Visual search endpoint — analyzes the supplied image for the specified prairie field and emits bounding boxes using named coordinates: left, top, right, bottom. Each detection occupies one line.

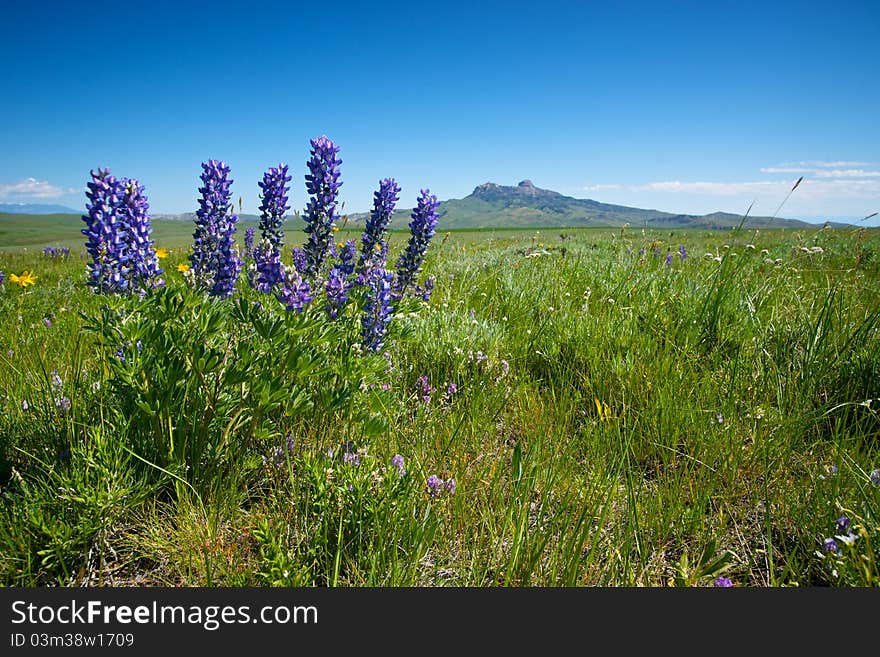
left=1, top=221, right=879, bottom=587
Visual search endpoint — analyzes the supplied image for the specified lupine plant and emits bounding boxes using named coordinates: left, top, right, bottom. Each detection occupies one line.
left=189, top=160, right=243, bottom=298
left=81, top=168, right=163, bottom=294
left=393, top=189, right=439, bottom=297
left=82, top=168, right=130, bottom=294
left=119, top=177, right=164, bottom=293
left=301, top=136, right=343, bottom=279
left=358, top=178, right=401, bottom=274
left=250, top=164, right=292, bottom=293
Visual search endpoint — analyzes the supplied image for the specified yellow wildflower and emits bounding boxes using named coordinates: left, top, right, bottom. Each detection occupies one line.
left=177, top=263, right=190, bottom=273
left=331, top=225, right=339, bottom=232
left=155, top=248, right=169, bottom=259
left=9, top=271, right=37, bottom=287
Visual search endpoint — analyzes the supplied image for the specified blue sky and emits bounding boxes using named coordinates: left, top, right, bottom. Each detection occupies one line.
left=1, top=0, right=878, bottom=224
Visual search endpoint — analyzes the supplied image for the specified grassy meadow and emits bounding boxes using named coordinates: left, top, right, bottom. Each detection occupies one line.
left=1, top=218, right=879, bottom=587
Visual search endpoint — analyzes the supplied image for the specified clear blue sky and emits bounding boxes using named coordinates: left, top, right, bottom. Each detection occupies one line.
left=1, top=0, right=878, bottom=223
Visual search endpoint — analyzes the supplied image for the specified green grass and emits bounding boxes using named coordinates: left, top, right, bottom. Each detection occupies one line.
left=1, top=222, right=878, bottom=587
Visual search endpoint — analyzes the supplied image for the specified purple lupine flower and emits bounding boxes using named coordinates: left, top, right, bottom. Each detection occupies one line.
left=823, top=538, right=840, bottom=554
left=713, top=577, right=733, bottom=588
left=119, top=177, right=164, bottom=292
left=258, top=163, right=291, bottom=251
left=0, top=271, right=5, bottom=285
left=360, top=261, right=394, bottom=351
left=275, top=265, right=313, bottom=312
left=415, top=275, right=435, bottom=302
left=244, top=226, right=255, bottom=260
left=82, top=168, right=130, bottom=294
left=836, top=517, right=850, bottom=534
left=325, top=266, right=348, bottom=320
left=250, top=241, right=284, bottom=293
left=358, top=178, right=401, bottom=274
left=415, top=375, right=434, bottom=404
left=291, top=246, right=307, bottom=274
left=343, top=451, right=361, bottom=466
left=301, top=136, right=342, bottom=278
left=426, top=475, right=444, bottom=498
left=54, top=396, right=71, bottom=413
left=638, top=247, right=645, bottom=256
left=51, top=370, right=62, bottom=388
left=665, top=253, right=673, bottom=266
left=189, top=160, right=243, bottom=298
left=391, top=454, right=406, bottom=476
left=679, top=245, right=688, bottom=259
left=338, top=239, right=357, bottom=277
left=394, top=189, right=439, bottom=297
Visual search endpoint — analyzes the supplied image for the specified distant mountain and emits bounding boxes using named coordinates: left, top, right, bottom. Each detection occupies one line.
left=0, top=203, right=81, bottom=215
left=344, top=180, right=834, bottom=230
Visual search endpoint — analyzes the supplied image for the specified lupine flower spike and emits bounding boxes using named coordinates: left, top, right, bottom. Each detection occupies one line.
left=302, top=136, right=342, bottom=278
left=394, top=189, right=439, bottom=297
left=189, top=160, right=242, bottom=298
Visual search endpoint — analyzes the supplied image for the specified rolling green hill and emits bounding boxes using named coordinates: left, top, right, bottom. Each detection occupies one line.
left=346, top=179, right=828, bottom=230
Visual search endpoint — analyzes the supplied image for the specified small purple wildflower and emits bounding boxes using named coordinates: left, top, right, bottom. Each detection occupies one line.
left=343, top=451, right=362, bottom=466
left=445, top=382, right=458, bottom=400
left=391, top=454, right=406, bottom=476
left=445, top=478, right=456, bottom=495
left=823, top=538, right=840, bottom=554
left=712, top=577, right=733, bottom=588
left=415, top=375, right=434, bottom=405
left=21, top=400, right=28, bottom=411
left=679, top=245, right=688, bottom=259
left=415, top=275, right=436, bottom=302
left=51, top=370, right=62, bottom=388
left=426, top=474, right=444, bottom=498
left=665, top=253, right=673, bottom=266
left=0, top=271, right=4, bottom=285
left=43, top=317, right=52, bottom=328
left=836, top=517, right=850, bottom=534
left=54, top=396, right=71, bottom=413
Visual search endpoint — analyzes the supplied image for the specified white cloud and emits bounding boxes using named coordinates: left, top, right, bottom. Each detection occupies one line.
left=814, top=169, right=880, bottom=178
left=760, top=167, right=812, bottom=174
left=781, top=160, right=872, bottom=168
left=761, top=166, right=880, bottom=178
left=0, top=177, right=78, bottom=200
